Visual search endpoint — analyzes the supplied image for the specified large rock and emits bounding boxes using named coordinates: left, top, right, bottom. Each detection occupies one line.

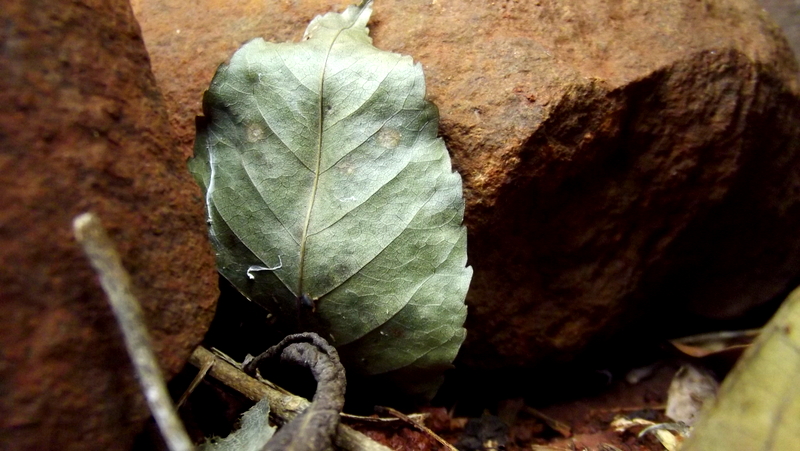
left=131, top=0, right=800, bottom=370
left=0, top=0, right=218, bottom=449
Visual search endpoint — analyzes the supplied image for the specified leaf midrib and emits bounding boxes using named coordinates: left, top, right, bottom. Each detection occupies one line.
left=296, top=17, right=360, bottom=297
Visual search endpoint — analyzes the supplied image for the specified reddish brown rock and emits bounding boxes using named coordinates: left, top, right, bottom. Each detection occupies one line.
left=0, top=0, right=218, bottom=449
left=131, top=0, right=800, bottom=370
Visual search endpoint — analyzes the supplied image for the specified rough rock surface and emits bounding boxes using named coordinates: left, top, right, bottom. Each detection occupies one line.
left=131, top=0, right=800, bottom=370
left=0, top=0, right=218, bottom=449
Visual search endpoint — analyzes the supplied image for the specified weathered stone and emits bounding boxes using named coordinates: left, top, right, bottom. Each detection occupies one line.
left=0, top=0, right=218, bottom=449
left=131, top=0, right=800, bottom=370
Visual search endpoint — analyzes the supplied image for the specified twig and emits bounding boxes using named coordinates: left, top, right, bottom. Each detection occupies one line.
left=177, top=358, right=213, bottom=408
left=523, top=406, right=572, bottom=438
left=189, top=346, right=393, bottom=451
left=374, top=405, right=458, bottom=451
left=73, top=212, right=194, bottom=451
left=341, top=412, right=429, bottom=423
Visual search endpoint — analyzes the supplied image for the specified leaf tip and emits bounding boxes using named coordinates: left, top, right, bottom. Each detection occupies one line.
left=303, top=1, right=374, bottom=42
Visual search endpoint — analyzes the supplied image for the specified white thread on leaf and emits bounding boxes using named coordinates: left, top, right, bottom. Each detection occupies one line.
left=246, top=256, right=283, bottom=279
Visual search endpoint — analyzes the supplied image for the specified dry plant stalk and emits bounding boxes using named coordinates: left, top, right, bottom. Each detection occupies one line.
left=72, top=212, right=193, bottom=451
left=375, top=405, right=458, bottom=451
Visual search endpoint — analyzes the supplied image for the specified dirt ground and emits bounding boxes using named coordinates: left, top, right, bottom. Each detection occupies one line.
left=348, top=364, right=679, bottom=451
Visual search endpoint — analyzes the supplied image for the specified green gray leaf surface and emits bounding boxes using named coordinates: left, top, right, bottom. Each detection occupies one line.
left=189, top=1, right=470, bottom=398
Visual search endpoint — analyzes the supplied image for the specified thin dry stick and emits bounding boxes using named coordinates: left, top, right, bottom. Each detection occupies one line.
left=73, top=212, right=194, bottom=451
left=177, top=358, right=213, bottom=408
left=189, top=346, right=393, bottom=451
left=375, top=405, right=458, bottom=451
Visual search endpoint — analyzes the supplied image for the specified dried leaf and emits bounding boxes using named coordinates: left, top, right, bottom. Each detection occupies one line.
left=200, top=398, right=276, bottom=451
left=188, top=1, right=470, bottom=399
left=665, top=364, right=718, bottom=425
left=669, top=330, right=759, bottom=358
